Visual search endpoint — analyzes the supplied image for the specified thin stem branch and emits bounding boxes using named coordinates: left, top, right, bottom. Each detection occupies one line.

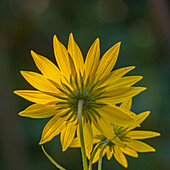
left=98, top=139, right=110, bottom=170
left=78, top=99, right=88, bottom=170
left=89, top=143, right=103, bottom=170
left=41, top=145, right=66, bottom=170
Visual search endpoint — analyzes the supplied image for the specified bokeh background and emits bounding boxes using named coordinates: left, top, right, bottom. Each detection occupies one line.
left=0, top=0, right=169, bottom=169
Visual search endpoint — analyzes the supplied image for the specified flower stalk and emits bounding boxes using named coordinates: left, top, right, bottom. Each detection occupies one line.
left=41, top=145, right=66, bottom=170
left=78, top=99, right=88, bottom=170
left=98, top=139, right=110, bottom=170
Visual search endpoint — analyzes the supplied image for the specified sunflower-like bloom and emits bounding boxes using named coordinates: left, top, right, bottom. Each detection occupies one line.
left=14, top=33, right=146, bottom=156
left=70, top=99, right=160, bottom=168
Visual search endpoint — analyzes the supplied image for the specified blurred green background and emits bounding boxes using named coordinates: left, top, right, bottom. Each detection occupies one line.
left=0, top=0, right=169, bottom=169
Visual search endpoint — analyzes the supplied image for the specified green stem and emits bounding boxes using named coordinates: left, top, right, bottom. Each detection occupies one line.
left=41, top=145, right=66, bottom=170
left=98, top=139, right=110, bottom=170
left=78, top=99, right=88, bottom=170
left=89, top=143, right=103, bottom=170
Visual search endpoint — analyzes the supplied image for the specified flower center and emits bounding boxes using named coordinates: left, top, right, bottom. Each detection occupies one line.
left=55, top=74, right=106, bottom=123
left=95, top=125, right=129, bottom=147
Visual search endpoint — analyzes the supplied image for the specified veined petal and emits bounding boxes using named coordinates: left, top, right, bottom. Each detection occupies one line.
left=95, top=42, right=121, bottom=80
left=120, top=98, right=132, bottom=110
left=97, top=66, right=135, bottom=87
left=39, top=114, right=66, bottom=144
left=18, top=104, right=57, bottom=118
left=83, top=121, right=93, bottom=158
left=84, top=38, right=100, bottom=80
left=60, top=121, right=77, bottom=151
left=127, top=111, right=150, bottom=131
left=92, top=144, right=106, bottom=164
left=21, top=71, right=58, bottom=93
left=106, top=146, right=113, bottom=160
left=125, top=139, right=156, bottom=152
left=127, top=130, right=160, bottom=139
left=113, top=145, right=128, bottom=168
left=102, top=87, right=146, bottom=104
left=120, top=146, right=138, bottom=158
left=14, top=90, right=58, bottom=104
left=98, top=105, right=138, bottom=126
left=69, top=137, right=80, bottom=148
left=93, top=116, right=125, bottom=147
left=53, top=35, right=71, bottom=79
left=68, top=53, right=76, bottom=77
left=31, top=50, right=63, bottom=83
left=106, top=76, right=143, bottom=91
left=68, top=33, right=84, bottom=75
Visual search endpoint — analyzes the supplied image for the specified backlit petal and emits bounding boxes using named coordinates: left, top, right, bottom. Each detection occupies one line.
left=68, top=33, right=84, bottom=75
left=120, top=98, right=132, bottom=110
left=18, top=104, right=57, bottom=118
left=98, top=105, right=138, bottom=126
left=84, top=38, right=100, bottom=80
left=127, top=111, right=150, bottom=131
left=53, top=35, right=71, bottom=79
left=39, top=114, right=66, bottom=144
left=113, top=145, right=128, bottom=168
left=97, top=66, right=135, bottom=87
left=83, top=121, right=93, bottom=158
left=31, top=50, right=63, bottom=83
left=120, top=146, right=138, bottom=158
left=125, top=139, right=156, bottom=152
left=106, top=76, right=143, bottom=90
left=60, top=121, right=77, bottom=151
left=92, top=144, right=106, bottom=164
left=14, top=90, right=58, bottom=104
left=95, top=42, right=121, bottom=80
left=106, top=146, right=113, bottom=160
left=102, top=87, right=146, bottom=104
left=21, top=71, right=58, bottom=93
left=69, top=137, right=80, bottom=147
left=127, top=130, right=160, bottom=139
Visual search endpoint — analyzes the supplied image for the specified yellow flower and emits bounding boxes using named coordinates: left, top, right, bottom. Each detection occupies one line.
left=70, top=99, right=160, bottom=168
left=14, top=33, right=145, bottom=156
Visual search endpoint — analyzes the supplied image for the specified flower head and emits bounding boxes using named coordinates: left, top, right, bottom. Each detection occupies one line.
left=69, top=99, right=160, bottom=168
left=14, top=33, right=146, bottom=156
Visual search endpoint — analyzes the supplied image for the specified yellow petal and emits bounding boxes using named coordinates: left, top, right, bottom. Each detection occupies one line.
left=98, top=105, right=138, bottom=127
left=127, top=111, right=150, bottom=131
left=68, top=33, right=84, bottom=75
left=97, top=66, right=135, bottom=87
left=113, top=145, right=128, bottom=168
left=106, top=76, right=143, bottom=91
left=39, top=114, right=66, bottom=144
left=102, top=87, right=146, bottom=104
left=18, top=104, right=57, bottom=118
left=60, top=121, right=77, bottom=151
left=95, top=42, right=121, bottom=80
left=93, top=116, right=125, bottom=147
left=83, top=121, right=93, bottom=158
left=14, top=90, right=58, bottom=104
left=84, top=38, right=100, bottom=80
left=68, top=53, right=76, bottom=77
left=21, top=71, right=58, bottom=93
left=135, top=111, right=150, bottom=124
left=126, top=139, right=156, bottom=152
left=120, top=98, right=132, bottom=110
left=106, top=146, right=113, bottom=160
left=69, top=137, right=80, bottom=148
left=92, top=144, right=106, bottom=164
left=31, top=50, right=63, bottom=83
left=120, top=146, right=138, bottom=158
left=53, top=35, right=71, bottom=79
left=127, top=130, right=160, bottom=139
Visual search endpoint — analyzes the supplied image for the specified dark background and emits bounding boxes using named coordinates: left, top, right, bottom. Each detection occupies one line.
left=0, top=0, right=169, bottom=169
